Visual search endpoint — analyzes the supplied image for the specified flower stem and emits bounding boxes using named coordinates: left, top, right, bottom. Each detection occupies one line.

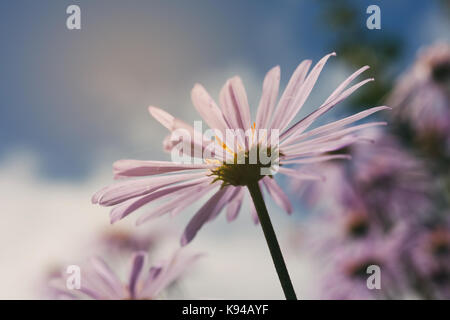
left=247, top=182, right=297, bottom=300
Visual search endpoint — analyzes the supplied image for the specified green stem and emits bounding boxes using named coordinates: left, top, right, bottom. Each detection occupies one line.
left=247, top=182, right=298, bottom=300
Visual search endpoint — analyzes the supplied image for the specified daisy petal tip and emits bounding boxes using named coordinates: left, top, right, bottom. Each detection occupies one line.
left=147, top=105, right=160, bottom=116
left=192, top=83, right=203, bottom=92
left=180, top=235, right=190, bottom=247
left=91, top=195, right=99, bottom=204
left=109, top=212, right=122, bottom=225
left=91, top=191, right=103, bottom=204
left=271, top=65, right=281, bottom=73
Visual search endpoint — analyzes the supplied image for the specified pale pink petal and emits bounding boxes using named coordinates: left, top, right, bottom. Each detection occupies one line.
left=219, top=77, right=252, bottom=131
left=282, top=122, right=387, bottom=153
left=277, top=167, right=325, bottom=181
left=283, top=135, right=364, bottom=160
left=181, top=187, right=233, bottom=245
left=280, top=77, right=375, bottom=142
left=207, top=186, right=242, bottom=222
left=149, top=106, right=215, bottom=159
left=226, top=187, right=244, bottom=222
left=135, top=182, right=216, bottom=225
left=281, top=154, right=351, bottom=165
left=281, top=106, right=390, bottom=146
left=78, top=283, right=103, bottom=300
left=109, top=177, right=212, bottom=224
left=282, top=135, right=361, bottom=158
left=270, top=59, right=312, bottom=129
left=164, top=133, right=220, bottom=162
left=90, top=257, right=124, bottom=299
left=140, top=249, right=202, bottom=298
left=323, top=65, right=370, bottom=104
left=249, top=192, right=260, bottom=225
left=96, top=171, right=207, bottom=206
left=113, top=160, right=214, bottom=178
left=191, top=84, right=228, bottom=132
left=272, top=53, right=336, bottom=131
left=128, top=252, right=146, bottom=299
left=148, top=106, right=197, bottom=134
left=262, top=177, right=293, bottom=214
left=256, top=66, right=280, bottom=129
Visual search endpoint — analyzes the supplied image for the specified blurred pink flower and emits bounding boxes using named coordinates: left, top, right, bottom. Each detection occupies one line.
left=408, top=222, right=450, bottom=299
left=47, top=249, right=201, bottom=300
left=293, top=130, right=431, bottom=224
left=320, top=230, right=407, bottom=299
left=95, top=224, right=174, bottom=255
left=292, top=129, right=436, bottom=299
left=93, top=53, right=388, bottom=245
left=388, top=42, right=450, bottom=142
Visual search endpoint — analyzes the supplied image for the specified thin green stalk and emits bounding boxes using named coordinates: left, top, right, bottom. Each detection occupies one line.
left=247, top=182, right=297, bottom=300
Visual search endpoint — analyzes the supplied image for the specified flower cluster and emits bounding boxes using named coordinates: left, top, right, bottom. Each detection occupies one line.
left=295, top=43, right=450, bottom=299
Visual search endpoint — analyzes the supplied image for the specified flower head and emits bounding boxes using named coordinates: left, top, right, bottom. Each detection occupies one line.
left=320, top=232, right=406, bottom=299
left=47, top=249, right=200, bottom=300
left=93, top=53, right=388, bottom=245
left=408, top=221, right=450, bottom=299
left=388, top=42, right=450, bottom=144
left=293, top=130, right=431, bottom=224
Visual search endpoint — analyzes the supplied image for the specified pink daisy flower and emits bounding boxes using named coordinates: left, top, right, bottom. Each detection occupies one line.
left=389, top=43, right=450, bottom=135
left=93, top=53, right=388, bottom=299
left=93, top=53, right=387, bottom=245
left=47, top=249, right=200, bottom=300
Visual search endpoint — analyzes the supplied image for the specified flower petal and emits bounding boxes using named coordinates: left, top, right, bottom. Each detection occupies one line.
left=148, top=106, right=196, bottom=133
left=95, top=171, right=207, bottom=207
left=109, top=176, right=212, bottom=224
left=281, top=154, right=351, bottom=165
left=135, top=181, right=216, bottom=225
left=277, top=167, right=325, bottom=181
left=90, top=256, right=124, bottom=299
left=219, top=77, right=252, bottom=131
left=262, top=177, right=293, bottom=214
left=280, top=77, right=374, bottom=141
left=282, top=135, right=361, bottom=158
left=282, top=122, right=387, bottom=153
left=140, top=249, right=202, bottom=298
left=191, top=84, right=228, bottom=132
left=281, top=106, right=390, bottom=147
left=113, top=160, right=214, bottom=178
left=272, top=53, right=336, bottom=131
left=324, top=65, right=370, bottom=104
left=128, top=252, right=146, bottom=299
left=226, top=187, right=244, bottom=222
left=256, top=66, right=280, bottom=129
left=249, top=194, right=260, bottom=225
left=270, top=59, right=312, bottom=129
left=181, top=187, right=233, bottom=245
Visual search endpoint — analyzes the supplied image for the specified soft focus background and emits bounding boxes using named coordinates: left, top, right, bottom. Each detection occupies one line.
left=1, top=0, right=449, bottom=299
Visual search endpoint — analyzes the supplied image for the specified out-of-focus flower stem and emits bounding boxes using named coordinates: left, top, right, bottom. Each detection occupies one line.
left=247, top=182, right=298, bottom=300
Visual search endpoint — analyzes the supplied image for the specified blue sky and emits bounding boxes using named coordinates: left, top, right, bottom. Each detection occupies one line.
left=1, top=0, right=447, bottom=180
